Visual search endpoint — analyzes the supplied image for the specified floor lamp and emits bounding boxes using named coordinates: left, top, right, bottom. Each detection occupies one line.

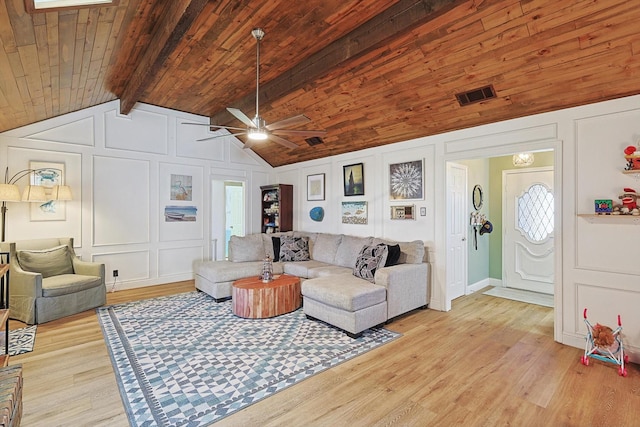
left=0, top=167, right=73, bottom=242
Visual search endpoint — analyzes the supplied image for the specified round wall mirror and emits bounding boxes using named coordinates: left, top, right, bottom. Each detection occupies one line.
left=472, top=185, right=483, bottom=210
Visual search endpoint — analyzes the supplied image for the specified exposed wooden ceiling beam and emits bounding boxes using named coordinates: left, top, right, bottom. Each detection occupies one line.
left=118, top=0, right=209, bottom=115
left=210, top=0, right=464, bottom=125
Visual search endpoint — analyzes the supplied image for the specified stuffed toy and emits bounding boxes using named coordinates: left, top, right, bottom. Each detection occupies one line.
left=592, top=323, right=615, bottom=348
left=619, top=187, right=637, bottom=211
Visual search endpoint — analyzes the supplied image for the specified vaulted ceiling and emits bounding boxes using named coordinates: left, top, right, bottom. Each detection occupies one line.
left=2, top=0, right=640, bottom=166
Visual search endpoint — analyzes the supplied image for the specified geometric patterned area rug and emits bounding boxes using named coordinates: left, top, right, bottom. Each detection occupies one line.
left=483, top=286, right=554, bottom=308
left=0, top=325, right=37, bottom=356
left=97, top=291, right=400, bottom=427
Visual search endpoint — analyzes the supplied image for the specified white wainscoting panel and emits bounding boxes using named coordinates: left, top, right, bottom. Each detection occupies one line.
left=104, top=109, right=168, bottom=154
left=93, top=156, right=150, bottom=245
left=158, top=245, right=204, bottom=277
left=24, top=117, right=95, bottom=146
left=575, top=109, right=640, bottom=275
left=93, top=250, right=150, bottom=282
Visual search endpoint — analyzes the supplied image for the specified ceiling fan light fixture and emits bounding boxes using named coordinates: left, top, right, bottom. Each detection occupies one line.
left=247, top=128, right=268, bottom=140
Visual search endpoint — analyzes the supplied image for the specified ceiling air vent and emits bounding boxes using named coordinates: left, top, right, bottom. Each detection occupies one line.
left=305, top=136, right=324, bottom=146
left=455, top=85, right=496, bottom=106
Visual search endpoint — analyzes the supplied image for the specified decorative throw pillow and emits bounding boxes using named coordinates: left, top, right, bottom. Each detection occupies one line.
left=17, top=245, right=74, bottom=278
left=271, top=236, right=281, bottom=261
left=384, top=244, right=401, bottom=267
left=279, top=236, right=310, bottom=262
left=353, top=243, right=388, bottom=283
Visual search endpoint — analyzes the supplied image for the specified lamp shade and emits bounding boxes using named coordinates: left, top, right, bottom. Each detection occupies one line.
left=51, top=185, right=73, bottom=201
left=21, top=185, right=47, bottom=202
left=0, top=184, right=21, bottom=202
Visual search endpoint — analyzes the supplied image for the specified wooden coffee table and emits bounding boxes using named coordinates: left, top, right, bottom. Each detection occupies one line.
left=232, top=274, right=301, bottom=319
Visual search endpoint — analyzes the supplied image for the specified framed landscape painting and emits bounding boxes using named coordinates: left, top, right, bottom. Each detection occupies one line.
left=389, top=159, right=424, bottom=200
left=341, top=201, right=367, bottom=224
left=343, top=163, right=364, bottom=196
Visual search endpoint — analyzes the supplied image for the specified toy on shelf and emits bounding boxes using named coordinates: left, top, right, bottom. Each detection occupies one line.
left=580, top=308, right=628, bottom=377
left=624, top=145, right=640, bottom=170
left=595, top=188, right=640, bottom=215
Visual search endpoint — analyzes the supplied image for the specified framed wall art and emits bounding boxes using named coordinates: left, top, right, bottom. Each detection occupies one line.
left=29, top=161, right=66, bottom=221
left=343, top=163, right=364, bottom=196
left=389, top=159, right=424, bottom=200
left=170, top=174, right=193, bottom=201
left=307, top=173, right=325, bottom=201
left=341, top=201, right=367, bottom=224
left=391, top=205, right=415, bottom=220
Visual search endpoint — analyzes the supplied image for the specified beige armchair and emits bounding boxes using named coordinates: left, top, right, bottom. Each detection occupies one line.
left=0, top=238, right=106, bottom=324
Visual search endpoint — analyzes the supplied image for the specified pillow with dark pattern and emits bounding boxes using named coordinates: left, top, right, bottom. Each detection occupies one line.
left=353, top=243, right=388, bottom=283
left=279, top=236, right=310, bottom=262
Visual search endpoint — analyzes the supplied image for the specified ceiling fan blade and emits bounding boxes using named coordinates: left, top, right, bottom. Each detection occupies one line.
left=182, top=122, right=246, bottom=131
left=227, top=107, right=255, bottom=128
left=271, top=129, right=327, bottom=137
left=266, top=114, right=310, bottom=131
left=268, top=134, right=298, bottom=149
left=197, top=132, right=247, bottom=142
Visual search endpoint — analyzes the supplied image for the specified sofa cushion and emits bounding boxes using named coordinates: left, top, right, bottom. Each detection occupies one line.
left=302, top=275, right=386, bottom=311
left=307, top=265, right=353, bottom=278
left=334, top=235, right=373, bottom=268
left=311, top=233, right=342, bottom=264
left=283, top=260, right=331, bottom=278
left=280, top=236, right=310, bottom=262
left=42, top=274, right=102, bottom=297
left=194, top=260, right=284, bottom=283
left=373, top=238, right=425, bottom=264
left=353, top=243, right=388, bottom=283
left=228, top=234, right=265, bottom=262
left=385, top=244, right=401, bottom=267
left=17, top=245, right=74, bottom=278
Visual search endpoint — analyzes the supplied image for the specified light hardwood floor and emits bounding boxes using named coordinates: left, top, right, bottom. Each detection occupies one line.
left=11, top=281, right=639, bottom=426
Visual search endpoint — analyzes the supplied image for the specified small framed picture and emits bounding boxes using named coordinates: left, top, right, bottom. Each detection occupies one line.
left=343, top=163, right=364, bottom=196
left=307, top=173, right=325, bottom=201
left=391, top=205, right=415, bottom=220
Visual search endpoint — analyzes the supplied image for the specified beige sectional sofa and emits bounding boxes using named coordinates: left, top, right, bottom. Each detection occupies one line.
left=194, top=231, right=429, bottom=338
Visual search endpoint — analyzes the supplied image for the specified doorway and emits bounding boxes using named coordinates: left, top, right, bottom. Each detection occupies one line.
left=211, top=179, right=245, bottom=260
left=224, top=182, right=244, bottom=258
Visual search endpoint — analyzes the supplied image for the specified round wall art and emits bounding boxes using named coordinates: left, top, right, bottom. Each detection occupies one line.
left=309, top=206, right=324, bottom=222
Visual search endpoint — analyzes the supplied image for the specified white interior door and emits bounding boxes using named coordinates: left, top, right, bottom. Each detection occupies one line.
left=503, top=167, right=554, bottom=294
left=446, top=162, right=467, bottom=300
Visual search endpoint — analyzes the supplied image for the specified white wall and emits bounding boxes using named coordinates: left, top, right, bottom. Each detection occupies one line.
left=275, top=95, right=640, bottom=362
left=0, top=100, right=274, bottom=290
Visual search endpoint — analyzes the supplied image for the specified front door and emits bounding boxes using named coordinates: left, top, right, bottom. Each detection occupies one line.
left=503, top=167, right=554, bottom=294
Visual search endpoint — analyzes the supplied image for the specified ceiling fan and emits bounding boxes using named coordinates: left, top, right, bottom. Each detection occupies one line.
left=183, top=28, right=326, bottom=149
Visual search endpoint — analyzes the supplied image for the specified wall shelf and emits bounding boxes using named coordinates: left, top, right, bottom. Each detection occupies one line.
left=622, top=170, right=640, bottom=179
left=578, top=214, right=640, bottom=224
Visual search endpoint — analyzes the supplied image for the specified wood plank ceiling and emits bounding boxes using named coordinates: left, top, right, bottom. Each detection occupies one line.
left=2, top=0, right=640, bottom=167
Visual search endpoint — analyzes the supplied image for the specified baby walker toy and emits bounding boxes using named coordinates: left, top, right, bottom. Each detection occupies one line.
left=581, top=308, right=628, bottom=377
